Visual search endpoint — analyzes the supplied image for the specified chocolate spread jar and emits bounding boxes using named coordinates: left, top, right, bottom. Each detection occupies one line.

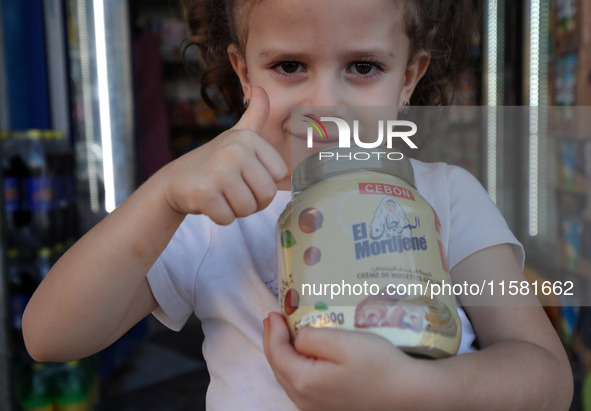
left=276, top=146, right=461, bottom=358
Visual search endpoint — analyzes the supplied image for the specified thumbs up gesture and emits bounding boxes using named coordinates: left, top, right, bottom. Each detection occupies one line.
left=158, top=87, right=288, bottom=225
left=234, top=86, right=271, bottom=134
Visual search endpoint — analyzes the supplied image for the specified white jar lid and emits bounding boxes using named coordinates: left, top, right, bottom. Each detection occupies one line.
left=292, top=145, right=415, bottom=194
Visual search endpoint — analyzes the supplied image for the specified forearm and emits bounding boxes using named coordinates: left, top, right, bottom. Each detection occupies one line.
left=23, top=167, right=185, bottom=361
left=413, top=339, right=573, bottom=410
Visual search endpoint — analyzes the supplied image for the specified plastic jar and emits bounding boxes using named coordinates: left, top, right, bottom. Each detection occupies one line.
left=276, top=146, right=462, bottom=358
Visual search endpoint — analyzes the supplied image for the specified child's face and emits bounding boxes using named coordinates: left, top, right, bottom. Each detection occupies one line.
left=229, top=0, right=429, bottom=189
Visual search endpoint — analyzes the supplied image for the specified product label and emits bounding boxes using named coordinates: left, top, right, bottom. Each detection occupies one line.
left=24, top=177, right=53, bottom=212
left=277, top=171, right=461, bottom=358
left=358, top=182, right=415, bottom=200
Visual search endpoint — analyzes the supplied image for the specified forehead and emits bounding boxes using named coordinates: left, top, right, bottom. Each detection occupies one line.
left=242, top=0, right=408, bottom=57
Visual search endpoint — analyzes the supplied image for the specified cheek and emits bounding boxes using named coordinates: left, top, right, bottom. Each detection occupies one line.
left=267, top=90, right=291, bottom=111
left=259, top=101, right=290, bottom=143
left=349, top=81, right=403, bottom=106
left=364, top=82, right=406, bottom=108
left=265, top=92, right=292, bottom=128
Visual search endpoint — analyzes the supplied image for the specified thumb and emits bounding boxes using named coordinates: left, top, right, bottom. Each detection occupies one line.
left=294, top=327, right=377, bottom=363
left=234, top=86, right=270, bottom=134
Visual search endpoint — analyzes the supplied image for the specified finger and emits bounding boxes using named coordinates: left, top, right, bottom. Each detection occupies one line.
left=234, top=86, right=270, bottom=135
left=241, top=160, right=278, bottom=209
left=253, top=138, right=289, bottom=183
left=222, top=175, right=259, bottom=218
left=264, top=312, right=298, bottom=363
left=294, top=327, right=367, bottom=363
left=264, top=312, right=312, bottom=379
left=263, top=314, right=304, bottom=401
left=201, top=193, right=238, bottom=225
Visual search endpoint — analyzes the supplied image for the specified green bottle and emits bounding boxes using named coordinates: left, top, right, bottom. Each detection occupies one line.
left=54, top=361, right=89, bottom=411
left=20, top=362, right=55, bottom=411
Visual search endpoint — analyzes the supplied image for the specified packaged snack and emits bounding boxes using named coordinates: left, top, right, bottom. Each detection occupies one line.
left=277, top=146, right=462, bottom=358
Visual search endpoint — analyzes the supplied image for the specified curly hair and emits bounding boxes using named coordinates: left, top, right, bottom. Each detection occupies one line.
left=181, top=0, right=474, bottom=118
left=404, top=0, right=475, bottom=107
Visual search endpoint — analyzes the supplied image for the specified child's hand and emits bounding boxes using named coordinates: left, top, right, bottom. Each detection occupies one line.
left=159, top=86, right=288, bottom=225
left=263, top=312, right=428, bottom=411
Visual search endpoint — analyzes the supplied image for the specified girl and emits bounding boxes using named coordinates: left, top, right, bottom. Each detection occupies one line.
left=23, top=0, right=573, bottom=409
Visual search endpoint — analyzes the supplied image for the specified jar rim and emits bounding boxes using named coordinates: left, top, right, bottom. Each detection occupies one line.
left=292, top=146, right=415, bottom=194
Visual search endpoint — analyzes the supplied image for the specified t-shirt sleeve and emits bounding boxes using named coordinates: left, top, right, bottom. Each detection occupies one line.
left=146, top=215, right=212, bottom=331
left=446, top=165, right=525, bottom=271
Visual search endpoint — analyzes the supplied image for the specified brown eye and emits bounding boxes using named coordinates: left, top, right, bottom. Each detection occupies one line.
left=279, top=62, right=301, bottom=74
left=354, top=63, right=374, bottom=75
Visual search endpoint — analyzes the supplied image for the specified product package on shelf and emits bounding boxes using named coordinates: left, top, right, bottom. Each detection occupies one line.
left=1, top=130, right=79, bottom=356
left=14, top=358, right=100, bottom=411
left=574, top=47, right=591, bottom=105
left=550, top=111, right=591, bottom=310
left=553, top=0, right=578, bottom=51
left=553, top=0, right=591, bottom=51
left=0, top=130, right=97, bottom=410
left=558, top=220, right=591, bottom=279
left=556, top=138, right=591, bottom=194
left=551, top=0, right=591, bottom=107
left=1, top=130, right=78, bottom=260
left=553, top=54, right=578, bottom=106
left=550, top=3, right=591, bottom=409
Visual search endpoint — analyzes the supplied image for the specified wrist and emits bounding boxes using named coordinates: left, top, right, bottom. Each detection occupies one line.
left=150, top=161, right=187, bottom=218
left=379, top=353, right=450, bottom=410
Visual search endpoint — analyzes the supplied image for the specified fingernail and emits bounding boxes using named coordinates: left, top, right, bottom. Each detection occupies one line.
left=276, top=312, right=288, bottom=326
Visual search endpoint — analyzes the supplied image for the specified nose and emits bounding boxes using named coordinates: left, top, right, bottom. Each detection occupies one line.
left=300, top=73, right=347, bottom=109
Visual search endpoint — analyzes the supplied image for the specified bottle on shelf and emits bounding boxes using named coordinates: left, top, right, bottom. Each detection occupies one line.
left=1, top=132, right=30, bottom=251
left=54, top=361, right=90, bottom=411
left=6, top=248, right=38, bottom=360
left=1, top=131, right=55, bottom=257
left=18, top=362, right=55, bottom=411
left=22, top=130, right=55, bottom=255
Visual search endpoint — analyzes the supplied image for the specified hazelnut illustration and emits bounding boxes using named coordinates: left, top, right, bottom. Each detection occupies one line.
left=284, top=288, right=300, bottom=315
left=299, top=208, right=323, bottom=233
left=303, top=246, right=321, bottom=266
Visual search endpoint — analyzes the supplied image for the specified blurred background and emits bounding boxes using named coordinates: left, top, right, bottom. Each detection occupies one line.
left=0, top=0, right=590, bottom=410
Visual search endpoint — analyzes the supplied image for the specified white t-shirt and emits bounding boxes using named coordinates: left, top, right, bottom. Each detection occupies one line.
left=147, top=159, right=524, bottom=411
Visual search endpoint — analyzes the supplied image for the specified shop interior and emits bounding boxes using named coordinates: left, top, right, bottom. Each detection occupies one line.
left=1, top=0, right=590, bottom=410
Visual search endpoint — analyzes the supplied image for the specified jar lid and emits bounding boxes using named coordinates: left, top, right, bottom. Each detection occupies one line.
left=292, top=146, right=415, bottom=194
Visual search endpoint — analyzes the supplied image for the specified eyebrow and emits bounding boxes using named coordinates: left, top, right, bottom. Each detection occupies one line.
left=258, top=49, right=307, bottom=60
left=338, top=49, right=396, bottom=59
left=258, top=48, right=396, bottom=60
